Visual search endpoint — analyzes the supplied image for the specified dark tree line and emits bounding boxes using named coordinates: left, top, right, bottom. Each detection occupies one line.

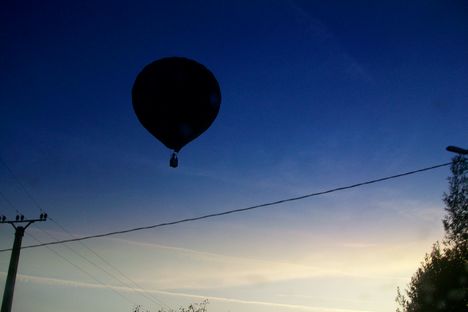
left=396, top=155, right=467, bottom=311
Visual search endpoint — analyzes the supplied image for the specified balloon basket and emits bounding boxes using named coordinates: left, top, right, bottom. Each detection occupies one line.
left=170, top=152, right=178, bottom=168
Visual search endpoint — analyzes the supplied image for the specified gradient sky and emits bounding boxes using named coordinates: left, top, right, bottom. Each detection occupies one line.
left=1, top=1, right=467, bottom=312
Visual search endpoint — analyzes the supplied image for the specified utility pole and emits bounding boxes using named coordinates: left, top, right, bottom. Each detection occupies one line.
left=0, top=213, right=47, bottom=312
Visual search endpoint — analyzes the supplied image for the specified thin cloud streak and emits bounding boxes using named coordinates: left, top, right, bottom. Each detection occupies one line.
left=111, top=237, right=328, bottom=270
left=22, top=229, right=422, bottom=292
left=1, top=272, right=376, bottom=312
left=113, top=238, right=423, bottom=282
left=289, top=0, right=373, bottom=82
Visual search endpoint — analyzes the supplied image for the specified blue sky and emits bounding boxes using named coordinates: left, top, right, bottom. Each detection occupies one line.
left=1, top=1, right=467, bottom=312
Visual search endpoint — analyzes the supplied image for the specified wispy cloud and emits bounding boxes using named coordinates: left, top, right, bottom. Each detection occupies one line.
left=289, top=0, right=373, bottom=83
left=109, top=238, right=415, bottom=287
left=108, top=238, right=343, bottom=289
left=341, top=243, right=377, bottom=249
left=1, top=272, right=376, bottom=312
left=277, top=293, right=375, bottom=306
left=112, top=237, right=326, bottom=270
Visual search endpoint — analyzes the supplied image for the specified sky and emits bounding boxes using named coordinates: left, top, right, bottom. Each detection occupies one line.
left=0, top=1, right=467, bottom=311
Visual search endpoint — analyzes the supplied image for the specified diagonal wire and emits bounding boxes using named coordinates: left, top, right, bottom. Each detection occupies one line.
left=41, top=229, right=168, bottom=309
left=24, top=233, right=137, bottom=306
left=0, top=156, right=44, bottom=213
left=0, top=190, right=21, bottom=214
left=48, top=216, right=171, bottom=310
left=0, top=161, right=451, bottom=252
left=0, top=155, right=171, bottom=310
left=0, top=190, right=138, bottom=307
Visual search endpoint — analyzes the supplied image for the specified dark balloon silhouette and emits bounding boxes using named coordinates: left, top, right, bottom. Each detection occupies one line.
left=132, top=57, right=221, bottom=167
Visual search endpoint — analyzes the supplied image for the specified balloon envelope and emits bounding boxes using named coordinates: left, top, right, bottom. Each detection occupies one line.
left=132, top=57, right=221, bottom=152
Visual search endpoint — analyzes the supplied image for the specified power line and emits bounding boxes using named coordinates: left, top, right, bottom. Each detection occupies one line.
left=37, top=226, right=168, bottom=309
left=45, top=218, right=171, bottom=310
left=0, top=190, right=20, bottom=214
left=0, top=161, right=451, bottom=252
left=25, top=233, right=137, bottom=307
left=0, top=189, right=161, bottom=309
left=0, top=198, right=141, bottom=311
left=0, top=156, right=171, bottom=310
left=0, top=156, right=44, bottom=213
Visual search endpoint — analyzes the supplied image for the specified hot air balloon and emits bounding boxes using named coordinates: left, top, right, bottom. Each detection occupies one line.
left=132, top=57, right=221, bottom=168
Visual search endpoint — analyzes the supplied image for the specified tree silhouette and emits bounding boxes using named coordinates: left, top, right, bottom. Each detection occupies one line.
left=443, top=155, right=468, bottom=249
left=396, top=156, right=468, bottom=311
left=133, top=300, right=208, bottom=312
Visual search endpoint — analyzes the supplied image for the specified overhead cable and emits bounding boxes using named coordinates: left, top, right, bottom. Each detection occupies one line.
left=0, top=155, right=171, bottom=310
left=0, top=179, right=138, bottom=307
left=0, top=156, right=44, bottom=213
left=0, top=161, right=451, bottom=252
left=25, top=233, right=137, bottom=306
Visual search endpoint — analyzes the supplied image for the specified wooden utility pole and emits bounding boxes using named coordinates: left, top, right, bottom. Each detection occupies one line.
left=0, top=214, right=47, bottom=312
